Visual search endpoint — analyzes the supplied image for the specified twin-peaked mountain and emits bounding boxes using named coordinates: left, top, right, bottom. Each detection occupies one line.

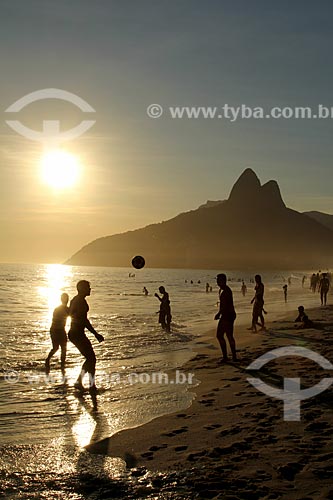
left=66, top=169, right=333, bottom=270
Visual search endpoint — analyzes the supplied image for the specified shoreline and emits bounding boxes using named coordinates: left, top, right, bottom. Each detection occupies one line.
left=86, top=303, right=333, bottom=498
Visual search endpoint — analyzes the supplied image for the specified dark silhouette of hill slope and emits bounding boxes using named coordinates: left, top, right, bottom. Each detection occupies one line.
left=66, top=169, right=333, bottom=270
left=304, top=211, right=333, bottom=232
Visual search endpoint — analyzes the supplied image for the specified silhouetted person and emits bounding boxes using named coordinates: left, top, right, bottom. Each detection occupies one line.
left=302, top=275, right=306, bottom=288
left=283, top=284, right=288, bottom=303
left=206, top=282, right=210, bottom=293
left=295, top=306, right=313, bottom=329
left=241, top=281, right=247, bottom=297
left=45, top=293, right=69, bottom=374
left=319, top=273, right=330, bottom=306
left=143, top=287, right=149, bottom=296
left=310, top=273, right=316, bottom=293
left=155, top=286, right=172, bottom=332
left=68, top=280, right=104, bottom=392
left=215, top=273, right=237, bottom=362
left=288, top=277, right=291, bottom=285
left=250, top=274, right=266, bottom=332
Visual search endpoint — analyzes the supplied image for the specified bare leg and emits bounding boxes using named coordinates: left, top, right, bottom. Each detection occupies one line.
left=45, top=346, right=59, bottom=373
left=217, top=320, right=228, bottom=360
left=60, top=344, right=67, bottom=372
left=226, top=332, right=237, bottom=361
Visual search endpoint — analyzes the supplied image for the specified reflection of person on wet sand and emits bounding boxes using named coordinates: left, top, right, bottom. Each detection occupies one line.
left=155, top=286, right=172, bottom=332
left=214, top=273, right=237, bottom=362
left=68, top=280, right=104, bottom=393
left=45, top=293, right=69, bottom=374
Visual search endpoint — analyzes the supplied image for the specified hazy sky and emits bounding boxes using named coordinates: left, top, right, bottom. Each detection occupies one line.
left=1, top=0, right=333, bottom=263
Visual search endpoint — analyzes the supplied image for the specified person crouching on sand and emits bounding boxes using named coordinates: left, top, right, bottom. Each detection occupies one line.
left=295, top=306, right=313, bottom=329
left=68, top=280, right=104, bottom=393
left=214, top=273, right=237, bottom=362
left=45, top=293, right=69, bottom=374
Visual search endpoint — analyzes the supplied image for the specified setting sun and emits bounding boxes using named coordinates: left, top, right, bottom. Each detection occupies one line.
left=41, top=150, right=80, bottom=189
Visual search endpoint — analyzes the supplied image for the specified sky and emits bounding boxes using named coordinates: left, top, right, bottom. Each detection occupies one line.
left=1, top=0, right=333, bottom=263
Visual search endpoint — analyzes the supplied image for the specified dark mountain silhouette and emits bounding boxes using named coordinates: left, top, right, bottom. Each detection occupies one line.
left=66, top=169, right=333, bottom=270
left=304, top=211, right=333, bottom=232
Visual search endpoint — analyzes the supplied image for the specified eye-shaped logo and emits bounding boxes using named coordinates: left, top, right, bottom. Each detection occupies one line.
left=5, top=88, right=96, bottom=143
left=246, top=346, right=333, bottom=421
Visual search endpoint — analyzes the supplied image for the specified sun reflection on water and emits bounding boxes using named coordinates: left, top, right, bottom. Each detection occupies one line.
left=38, top=264, right=73, bottom=325
left=71, top=411, right=97, bottom=448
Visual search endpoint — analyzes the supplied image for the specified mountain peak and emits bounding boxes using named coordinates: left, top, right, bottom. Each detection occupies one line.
left=228, top=168, right=261, bottom=203
left=227, top=169, right=285, bottom=209
left=261, top=180, right=285, bottom=208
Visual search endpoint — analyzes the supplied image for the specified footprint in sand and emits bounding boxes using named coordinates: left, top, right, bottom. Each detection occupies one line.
left=175, top=445, right=188, bottom=452
left=161, top=426, right=188, bottom=437
left=141, top=451, right=154, bottom=459
left=225, top=403, right=247, bottom=410
left=176, top=413, right=192, bottom=419
left=199, top=398, right=215, bottom=406
left=204, top=423, right=222, bottom=430
left=219, top=426, right=242, bottom=437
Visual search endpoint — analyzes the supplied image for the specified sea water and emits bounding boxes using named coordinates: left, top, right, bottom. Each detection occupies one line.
left=0, top=263, right=324, bottom=496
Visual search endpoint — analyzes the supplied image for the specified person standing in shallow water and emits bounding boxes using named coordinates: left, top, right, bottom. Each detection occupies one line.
left=215, top=273, right=237, bottom=362
left=68, top=280, right=104, bottom=392
left=155, top=286, right=172, bottom=332
left=250, top=274, right=266, bottom=332
left=45, top=293, right=69, bottom=374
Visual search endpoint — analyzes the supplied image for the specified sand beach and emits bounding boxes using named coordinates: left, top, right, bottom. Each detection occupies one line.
left=85, top=304, right=333, bottom=499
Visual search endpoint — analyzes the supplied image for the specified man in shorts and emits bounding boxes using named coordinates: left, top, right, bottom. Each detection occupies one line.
left=68, top=280, right=104, bottom=392
left=215, top=274, right=237, bottom=362
left=45, top=293, right=69, bottom=374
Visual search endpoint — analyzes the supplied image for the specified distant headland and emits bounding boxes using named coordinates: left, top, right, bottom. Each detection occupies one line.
left=66, top=169, right=333, bottom=270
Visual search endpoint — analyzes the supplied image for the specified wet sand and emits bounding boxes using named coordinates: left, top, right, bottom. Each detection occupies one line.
left=87, top=305, right=333, bottom=499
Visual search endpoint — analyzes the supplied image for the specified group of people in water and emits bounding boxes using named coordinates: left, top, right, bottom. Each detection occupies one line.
left=45, top=280, right=173, bottom=391
left=45, top=280, right=104, bottom=393
left=46, top=271, right=331, bottom=389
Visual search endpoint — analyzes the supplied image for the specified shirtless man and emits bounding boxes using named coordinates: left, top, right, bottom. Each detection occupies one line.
left=215, top=273, right=237, bottom=362
left=68, top=280, right=104, bottom=392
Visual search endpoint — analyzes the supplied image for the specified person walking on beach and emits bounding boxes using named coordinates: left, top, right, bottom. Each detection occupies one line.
left=241, top=281, right=247, bottom=297
left=319, top=273, right=330, bottom=306
left=283, top=284, right=288, bottom=303
left=45, top=293, right=69, bottom=373
left=155, top=286, right=172, bottom=332
left=215, top=273, right=237, bottom=362
left=143, top=286, right=149, bottom=296
left=68, top=280, right=104, bottom=392
left=250, top=274, right=266, bottom=332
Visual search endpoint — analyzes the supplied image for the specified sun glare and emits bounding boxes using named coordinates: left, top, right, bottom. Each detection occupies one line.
left=41, top=150, right=80, bottom=189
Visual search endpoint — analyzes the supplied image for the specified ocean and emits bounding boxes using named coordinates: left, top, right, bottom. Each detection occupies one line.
left=0, top=263, right=323, bottom=498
